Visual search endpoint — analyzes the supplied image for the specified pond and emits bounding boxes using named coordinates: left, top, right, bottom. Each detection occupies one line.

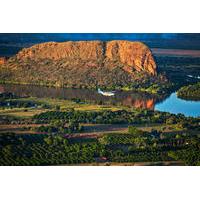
left=0, top=84, right=199, bottom=117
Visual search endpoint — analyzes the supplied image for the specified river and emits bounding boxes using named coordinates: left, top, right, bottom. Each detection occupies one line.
left=0, top=84, right=199, bottom=117
left=155, top=92, right=200, bottom=117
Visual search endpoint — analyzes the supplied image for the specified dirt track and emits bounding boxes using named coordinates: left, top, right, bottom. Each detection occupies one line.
left=64, top=161, right=184, bottom=166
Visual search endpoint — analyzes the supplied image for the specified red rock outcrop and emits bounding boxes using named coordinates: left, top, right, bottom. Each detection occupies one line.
left=106, top=41, right=157, bottom=75
left=16, top=40, right=157, bottom=75
left=16, top=41, right=105, bottom=61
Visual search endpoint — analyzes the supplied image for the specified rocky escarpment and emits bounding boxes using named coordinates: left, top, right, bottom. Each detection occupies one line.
left=0, top=40, right=158, bottom=89
left=16, top=41, right=104, bottom=62
left=106, top=41, right=156, bottom=75
left=15, top=40, right=157, bottom=75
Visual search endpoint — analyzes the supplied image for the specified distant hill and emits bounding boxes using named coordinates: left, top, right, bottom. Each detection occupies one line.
left=0, top=40, right=165, bottom=90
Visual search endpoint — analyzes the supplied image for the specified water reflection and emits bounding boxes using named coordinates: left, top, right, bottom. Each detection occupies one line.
left=0, top=84, right=159, bottom=110
left=122, top=96, right=155, bottom=109
left=1, top=84, right=199, bottom=116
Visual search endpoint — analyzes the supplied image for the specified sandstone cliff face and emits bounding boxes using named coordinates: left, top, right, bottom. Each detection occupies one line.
left=15, top=40, right=157, bottom=75
left=106, top=41, right=156, bottom=75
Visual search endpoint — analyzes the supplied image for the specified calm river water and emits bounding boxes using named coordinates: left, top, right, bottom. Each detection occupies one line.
left=0, top=84, right=199, bottom=117
left=155, top=92, right=200, bottom=117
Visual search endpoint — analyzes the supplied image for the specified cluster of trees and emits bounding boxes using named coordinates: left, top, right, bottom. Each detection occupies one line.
left=33, top=110, right=200, bottom=128
left=0, top=130, right=200, bottom=166
left=99, top=134, right=148, bottom=151
left=0, top=57, right=132, bottom=90
left=177, top=82, right=200, bottom=100
left=0, top=92, right=51, bottom=109
left=98, top=130, right=200, bottom=165
left=0, top=115, right=20, bottom=124
left=98, top=128, right=191, bottom=149
left=128, top=126, right=144, bottom=135
left=0, top=54, right=173, bottom=94
left=168, top=141, right=200, bottom=165
left=0, top=92, right=18, bottom=100
left=106, top=149, right=171, bottom=163
left=0, top=100, right=38, bottom=109
left=34, top=120, right=84, bottom=134
left=129, top=73, right=173, bottom=94
left=0, top=133, right=102, bottom=165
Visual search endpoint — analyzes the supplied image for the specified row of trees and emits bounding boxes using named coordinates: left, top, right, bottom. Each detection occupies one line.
left=34, top=120, right=84, bottom=134
left=0, top=131, right=200, bottom=166
left=0, top=100, right=38, bottom=108
left=0, top=92, right=18, bottom=100
left=0, top=133, right=101, bottom=165
left=33, top=110, right=200, bottom=128
left=0, top=91, right=52, bottom=109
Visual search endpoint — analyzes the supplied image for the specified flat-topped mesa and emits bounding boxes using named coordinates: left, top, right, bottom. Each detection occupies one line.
left=16, top=41, right=105, bottom=61
left=16, top=40, right=157, bottom=75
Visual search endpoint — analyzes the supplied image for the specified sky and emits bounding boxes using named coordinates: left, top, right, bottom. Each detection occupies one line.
left=1, top=33, right=200, bottom=56
left=0, top=33, right=199, bottom=43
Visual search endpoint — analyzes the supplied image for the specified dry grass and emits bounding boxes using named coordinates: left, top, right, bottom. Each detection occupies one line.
left=22, top=97, right=125, bottom=112
left=0, top=108, right=47, bottom=118
left=0, top=123, right=47, bottom=134
left=0, top=96, right=124, bottom=119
